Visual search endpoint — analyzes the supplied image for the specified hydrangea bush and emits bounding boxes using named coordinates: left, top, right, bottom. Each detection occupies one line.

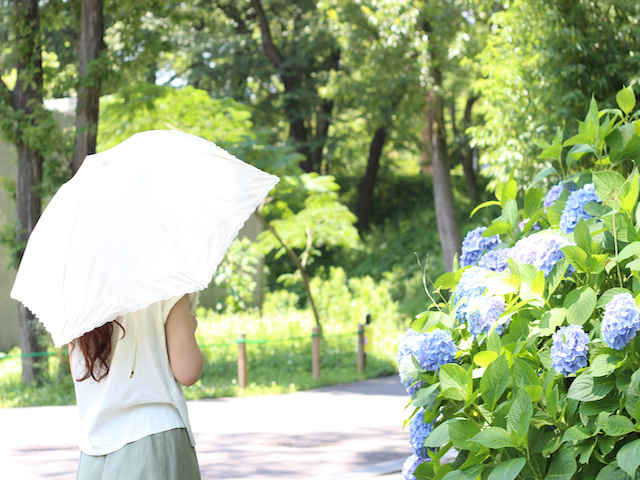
left=398, top=87, right=640, bottom=479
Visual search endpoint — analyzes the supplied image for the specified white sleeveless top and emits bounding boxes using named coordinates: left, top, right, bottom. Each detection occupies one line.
left=70, top=293, right=197, bottom=455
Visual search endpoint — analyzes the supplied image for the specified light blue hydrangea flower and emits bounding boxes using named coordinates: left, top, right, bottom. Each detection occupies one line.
left=559, top=183, right=601, bottom=234
left=453, top=266, right=489, bottom=321
left=550, top=325, right=589, bottom=376
left=409, top=329, right=458, bottom=372
left=410, top=409, right=434, bottom=459
left=602, top=293, right=640, bottom=350
left=509, top=231, right=571, bottom=276
left=478, top=247, right=511, bottom=272
left=402, top=454, right=429, bottom=480
left=397, top=329, right=423, bottom=394
left=466, top=295, right=510, bottom=337
left=460, top=227, right=500, bottom=268
left=544, top=181, right=578, bottom=209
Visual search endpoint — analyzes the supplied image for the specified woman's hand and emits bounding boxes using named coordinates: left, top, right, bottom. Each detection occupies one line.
left=164, top=294, right=205, bottom=386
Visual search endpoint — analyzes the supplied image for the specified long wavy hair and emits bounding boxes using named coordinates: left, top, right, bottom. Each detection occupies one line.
left=70, top=319, right=126, bottom=382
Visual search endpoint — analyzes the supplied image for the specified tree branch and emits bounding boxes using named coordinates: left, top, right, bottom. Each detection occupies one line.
left=250, top=0, right=283, bottom=68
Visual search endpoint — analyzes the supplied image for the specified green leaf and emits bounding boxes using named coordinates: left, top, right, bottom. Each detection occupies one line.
left=563, top=286, right=597, bottom=325
left=424, top=421, right=451, bottom=448
left=502, top=199, right=518, bottom=228
left=618, top=242, right=640, bottom=262
left=442, top=466, right=485, bottom=480
left=598, top=287, right=633, bottom=308
left=480, top=355, right=510, bottom=410
left=588, top=353, right=622, bottom=377
left=435, top=271, right=462, bottom=290
left=573, top=220, right=591, bottom=253
left=474, top=350, right=498, bottom=368
left=561, top=425, right=591, bottom=443
left=596, top=463, right=628, bottom=480
left=561, top=246, right=589, bottom=272
left=545, top=446, right=577, bottom=480
left=471, top=427, right=516, bottom=449
left=524, top=188, right=545, bottom=217
left=484, top=221, right=511, bottom=237
left=531, top=166, right=558, bottom=185
left=507, top=389, right=532, bottom=440
left=617, top=439, right=640, bottom=477
left=439, top=364, right=472, bottom=402
left=625, top=369, right=640, bottom=421
left=518, top=263, right=545, bottom=305
left=567, top=374, right=614, bottom=401
left=601, top=415, right=635, bottom=436
left=617, top=86, right=636, bottom=114
left=487, top=458, right=526, bottom=480
left=412, top=384, right=440, bottom=410
left=500, top=179, right=518, bottom=205
left=449, top=419, right=482, bottom=450
left=621, top=171, right=640, bottom=213
left=593, top=170, right=626, bottom=210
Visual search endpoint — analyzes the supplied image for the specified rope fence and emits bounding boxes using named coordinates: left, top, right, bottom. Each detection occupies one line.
left=0, top=319, right=374, bottom=386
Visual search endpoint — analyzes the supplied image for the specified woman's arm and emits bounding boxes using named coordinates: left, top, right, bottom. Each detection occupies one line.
left=164, top=294, right=205, bottom=386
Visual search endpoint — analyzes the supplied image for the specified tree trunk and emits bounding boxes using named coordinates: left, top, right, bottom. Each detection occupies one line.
left=460, top=95, right=479, bottom=203
left=356, top=126, right=387, bottom=230
left=14, top=0, right=48, bottom=384
left=71, top=0, right=104, bottom=174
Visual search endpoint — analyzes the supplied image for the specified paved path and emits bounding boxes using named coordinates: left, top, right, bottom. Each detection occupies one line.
left=2, top=376, right=411, bottom=479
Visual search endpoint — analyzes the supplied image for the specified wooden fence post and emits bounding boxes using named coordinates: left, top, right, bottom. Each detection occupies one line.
left=238, top=333, right=247, bottom=388
left=357, top=324, right=366, bottom=372
left=312, top=326, right=321, bottom=380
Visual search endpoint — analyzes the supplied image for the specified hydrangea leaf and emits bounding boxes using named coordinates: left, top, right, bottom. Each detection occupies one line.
left=593, top=170, right=625, bottom=210
left=601, top=212, right=637, bottom=243
left=621, top=171, right=639, bottom=213
left=507, top=388, right=532, bottom=440
left=470, top=427, right=516, bottom=449
left=567, top=374, right=614, bottom=402
left=600, top=414, right=635, bottom=436
left=564, top=286, right=597, bottom=325
left=560, top=425, right=592, bottom=443
left=524, top=187, right=545, bottom=217
left=596, top=463, right=628, bottom=480
left=441, top=465, right=484, bottom=480
left=561, top=245, right=588, bottom=272
left=624, top=369, right=640, bottom=421
left=411, top=383, right=440, bottom=410
left=448, top=419, right=482, bottom=450
left=439, top=364, right=472, bottom=402
left=487, top=458, right=526, bottom=480
left=617, top=86, right=636, bottom=115
left=531, top=166, right=558, bottom=185
left=587, top=353, right=623, bottom=377
left=480, top=354, right=510, bottom=410
left=546, top=445, right=578, bottom=480
left=474, top=350, right=498, bottom=368
left=424, top=420, right=451, bottom=448
left=573, top=219, right=591, bottom=253
left=617, top=438, right=640, bottom=477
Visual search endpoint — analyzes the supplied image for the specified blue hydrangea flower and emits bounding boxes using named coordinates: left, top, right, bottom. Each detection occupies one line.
left=397, top=329, right=423, bottom=394
left=453, top=266, right=489, bottom=321
left=402, top=454, right=429, bottom=480
left=550, top=325, right=589, bottom=376
left=410, top=409, right=434, bottom=459
left=478, top=247, right=511, bottom=272
left=602, top=293, right=640, bottom=350
left=409, top=329, right=458, bottom=372
left=560, top=183, right=601, bottom=234
left=544, top=181, right=578, bottom=209
left=509, top=231, right=571, bottom=276
left=466, top=295, right=510, bottom=337
left=460, top=227, right=500, bottom=268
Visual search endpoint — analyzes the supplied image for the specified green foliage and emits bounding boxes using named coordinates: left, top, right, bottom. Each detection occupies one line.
left=469, top=0, right=640, bottom=188
left=407, top=87, right=640, bottom=478
left=212, top=238, right=262, bottom=313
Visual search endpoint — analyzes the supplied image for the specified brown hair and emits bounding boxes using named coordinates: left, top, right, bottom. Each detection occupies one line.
left=70, top=319, right=126, bottom=382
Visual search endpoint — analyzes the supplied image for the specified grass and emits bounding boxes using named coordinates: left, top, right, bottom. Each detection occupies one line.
left=0, top=306, right=402, bottom=407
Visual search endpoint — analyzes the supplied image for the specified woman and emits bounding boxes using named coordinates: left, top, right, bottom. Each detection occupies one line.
left=68, top=292, right=205, bottom=479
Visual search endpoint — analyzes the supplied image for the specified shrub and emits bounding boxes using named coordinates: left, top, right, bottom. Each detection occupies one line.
left=399, top=86, right=640, bottom=479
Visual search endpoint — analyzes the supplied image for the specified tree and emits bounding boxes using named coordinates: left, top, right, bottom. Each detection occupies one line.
left=469, top=0, right=640, bottom=187
left=71, top=0, right=104, bottom=173
left=0, top=0, right=58, bottom=383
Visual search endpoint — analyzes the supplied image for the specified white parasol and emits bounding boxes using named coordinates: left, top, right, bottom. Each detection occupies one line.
left=10, top=129, right=279, bottom=347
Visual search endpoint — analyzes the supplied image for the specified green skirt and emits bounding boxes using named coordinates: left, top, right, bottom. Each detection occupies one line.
left=76, top=427, right=201, bottom=480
